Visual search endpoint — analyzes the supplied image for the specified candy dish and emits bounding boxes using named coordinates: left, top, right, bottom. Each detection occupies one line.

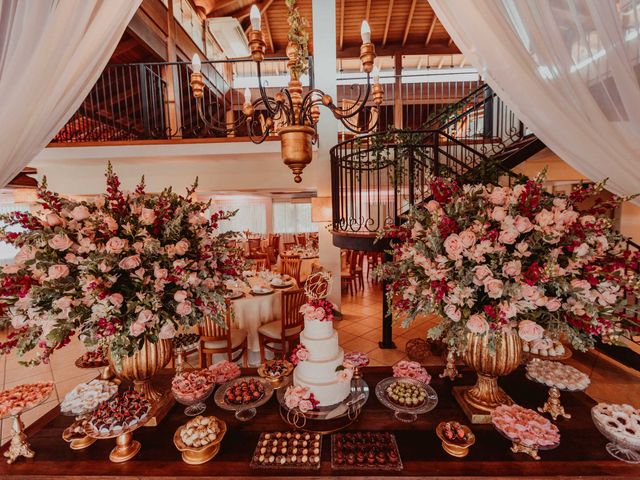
left=331, top=432, right=403, bottom=471
left=375, top=376, right=437, bottom=423
left=250, top=431, right=322, bottom=469
left=257, top=359, right=294, bottom=388
left=526, top=359, right=590, bottom=420
left=173, top=415, right=227, bottom=465
left=591, top=403, right=640, bottom=464
left=491, top=404, right=560, bottom=460
left=173, top=333, right=200, bottom=352
left=1, top=382, right=54, bottom=464
left=214, top=376, right=274, bottom=421
left=435, top=421, right=475, bottom=458
left=75, top=347, right=109, bottom=368
left=172, top=370, right=216, bottom=416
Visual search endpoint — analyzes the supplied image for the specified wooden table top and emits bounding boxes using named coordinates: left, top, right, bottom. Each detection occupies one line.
left=1, top=366, right=639, bottom=479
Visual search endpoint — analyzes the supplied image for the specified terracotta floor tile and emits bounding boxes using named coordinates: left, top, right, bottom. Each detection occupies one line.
left=338, top=322, right=375, bottom=337
left=368, top=348, right=407, bottom=365
left=341, top=337, right=379, bottom=354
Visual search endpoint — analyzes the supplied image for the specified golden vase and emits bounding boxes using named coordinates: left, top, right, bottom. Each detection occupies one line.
left=279, top=125, right=315, bottom=183
left=108, top=339, right=173, bottom=403
left=453, top=329, right=522, bottom=424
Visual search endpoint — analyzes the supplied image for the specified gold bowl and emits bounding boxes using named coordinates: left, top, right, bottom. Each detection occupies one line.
left=173, top=416, right=227, bottom=465
left=435, top=421, right=475, bottom=458
left=257, top=360, right=293, bottom=389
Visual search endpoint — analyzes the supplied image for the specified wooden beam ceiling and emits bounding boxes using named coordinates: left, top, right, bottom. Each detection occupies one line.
left=402, top=0, right=417, bottom=46
left=425, top=16, right=437, bottom=46
left=263, top=9, right=274, bottom=53
left=339, top=0, right=345, bottom=50
left=382, top=0, right=394, bottom=47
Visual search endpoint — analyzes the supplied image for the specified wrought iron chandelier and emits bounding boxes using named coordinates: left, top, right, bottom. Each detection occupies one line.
left=190, top=4, right=383, bottom=183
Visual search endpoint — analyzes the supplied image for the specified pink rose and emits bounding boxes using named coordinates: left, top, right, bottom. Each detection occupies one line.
left=94, top=196, right=106, bottom=208
left=105, top=237, right=127, bottom=254
left=15, top=246, right=36, bottom=262
left=571, top=279, right=590, bottom=291
left=47, top=264, right=69, bottom=280
left=159, top=322, right=176, bottom=340
left=535, top=209, right=554, bottom=227
left=176, top=300, right=193, bottom=316
left=103, top=216, right=118, bottom=232
left=558, top=210, right=579, bottom=225
left=45, top=213, right=63, bottom=227
left=298, top=399, right=314, bottom=413
left=545, top=298, right=561, bottom=312
left=285, top=391, right=300, bottom=409
left=174, top=239, right=190, bottom=256
left=336, top=368, right=353, bottom=383
left=140, top=208, right=156, bottom=225
left=296, top=347, right=309, bottom=362
left=54, top=296, right=72, bottom=311
left=312, top=307, right=326, bottom=321
left=425, top=200, right=440, bottom=213
left=484, top=278, right=504, bottom=299
left=499, top=302, right=518, bottom=319
left=118, top=254, right=141, bottom=270
left=129, top=321, right=146, bottom=337
left=502, top=260, right=521, bottom=277
left=489, top=187, right=507, bottom=205
left=174, top=290, right=188, bottom=302
left=99, top=261, right=113, bottom=273
left=154, top=265, right=168, bottom=279
left=473, top=265, right=493, bottom=285
left=491, top=206, right=506, bottom=222
left=518, top=320, right=544, bottom=342
left=137, top=309, right=155, bottom=324
left=299, top=304, right=316, bottom=318
left=574, top=243, right=589, bottom=257
left=202, top=278, right=216, bottom=290
left=459, top=230, right=476, bottom=248
left=70, top=206, right=90, bottom=221
left=2, top=264, right=22, bottom=274
left=514, top=215, right=533, bottom=233
left=48, top=233, right=73, bottom=251
left=498, top=227, right=518, bottom=244
left=444, top=234, right=464, bottom=260
left=132, top=242, right=144, bottom=253
left=110, top=293, right=124, bottom=306
left=466, top=314, right=489, bottom=334
left=444, top=304, right=461, bottom=322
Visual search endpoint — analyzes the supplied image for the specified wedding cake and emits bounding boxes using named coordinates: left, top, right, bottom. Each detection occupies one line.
left=292, top=317, right=351, bottom=406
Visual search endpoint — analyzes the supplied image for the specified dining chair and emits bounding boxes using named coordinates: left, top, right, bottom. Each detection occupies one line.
left=295, top=234, right=307, bottom=247
left=355, top=250, right=366, bottom=291
left=248, top=252, right=270, bottom=271
left=248, top=238, right=262, bottom=254
left=341, top=250, right=358, bottom=295
left=280, top=254, right=302, bottom=284
left=198, top=300, right=248, bottom=368
left=257, top=289, right=307, bottom=362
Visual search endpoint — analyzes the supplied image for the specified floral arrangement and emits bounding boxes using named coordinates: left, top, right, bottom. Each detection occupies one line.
left=392, top=360, right=431, bottom=384
left=344, top=351, right=370, bottom=368
left=285, top=0, right=309, bottom=79
left=283, top=385, right=319, bottom=413
left=0, top=164, right=245, bottom=365
left=379, top=174, right=640, bottom=352
left=335, top=359, right=355, bottom=382
left=299, top=299, right=335, bottom=322
left=208, top=360, right=241, bottom=384
left=289, top=343, right=308, bottom=365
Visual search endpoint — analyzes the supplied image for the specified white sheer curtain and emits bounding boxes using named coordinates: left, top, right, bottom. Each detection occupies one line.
left=272, top=201, right=317, bottom=234
left=0, top=0, right=141, bottom=187
left=0, top=203, right=29, bottom=264
left=209, top=198, right=268, bottom=234
left=430, top=0, right=640, bottom=200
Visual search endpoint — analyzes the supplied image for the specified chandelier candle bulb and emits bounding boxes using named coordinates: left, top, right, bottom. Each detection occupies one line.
left=250, top=5, right=261, bottom=31
left=191, top=54, right=201, bottom=74
left=360, top=20, right=371, bottom=44
left=373, top=66, right=380, bottom=85
left=244, top=88, right=252, bottom=104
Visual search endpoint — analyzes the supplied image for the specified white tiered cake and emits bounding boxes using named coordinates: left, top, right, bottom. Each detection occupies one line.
left=292, top=318, right=351, bottom=406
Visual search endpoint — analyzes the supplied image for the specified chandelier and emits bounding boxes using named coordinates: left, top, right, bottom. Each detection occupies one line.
left=190, top=3, right=383, bottom=183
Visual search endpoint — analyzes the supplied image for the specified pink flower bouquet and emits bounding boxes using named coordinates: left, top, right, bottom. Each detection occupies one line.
left=299, top=299, right=335, bottom=322
left=283, top=385, right=319, bottom=413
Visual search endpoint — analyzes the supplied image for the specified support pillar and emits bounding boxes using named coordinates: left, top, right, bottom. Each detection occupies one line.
left=393, top=52, right=403, bottom=129
left=166, top=0, right=182, bottom=138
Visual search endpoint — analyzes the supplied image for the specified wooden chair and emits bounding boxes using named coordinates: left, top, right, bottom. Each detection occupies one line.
left=295, top=234, right=307, bottom=247
left=198, top=300, right=248, bottom=368
left=258, top=289, right=307, bottom=362
left=283, top=242, right=296, bottom=253
left=355, top=250, right=365, bottom=290
left=280, top=254, right=302, bottom=284
left=271, top=235, right=280, bottom=257
left=248, top=238, right=262, bottom=254
left=367, top=251, right=381, bottom=282
left=249, top=252, right=270, bottom=271
left=341, top=250, right=358, bottom=294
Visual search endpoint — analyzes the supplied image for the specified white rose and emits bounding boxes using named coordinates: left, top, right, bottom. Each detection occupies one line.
left=443, top=304, right=462, bottom=322
left=159, top=322, right=176, bottom=340
left=140, top=208, right=156, bottom=225
left=174, top=290, right=188, bottom=302
left=574, top=243, right=589, bottom=257
left=70, top=206, right=90, bottom=221
left=535, top=209, right=554, bottom=227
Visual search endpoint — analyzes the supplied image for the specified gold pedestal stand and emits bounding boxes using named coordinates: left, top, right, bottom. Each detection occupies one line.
left=62, top=416, right=97, bottom=450
left=3, top=415, right=34, bottom=464
left=539, top=386, right=571, bottom=420
left=511, top=441, right=541, bottom=460
left=452, top=379, right=515, bottom=425
left=109, top=431, right=141, bottom=463
left=440, top=348, right=461, bottom=381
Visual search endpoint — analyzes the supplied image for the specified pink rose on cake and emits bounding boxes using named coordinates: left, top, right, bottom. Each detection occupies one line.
left=283, top=385, right=319, bottom=412
left=299, top=299, right=334, bottom=322
left=289, top=344, right=309, bottom=365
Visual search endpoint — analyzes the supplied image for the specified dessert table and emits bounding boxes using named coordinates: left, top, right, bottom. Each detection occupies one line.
left=1, top=367, right=639, bottom=479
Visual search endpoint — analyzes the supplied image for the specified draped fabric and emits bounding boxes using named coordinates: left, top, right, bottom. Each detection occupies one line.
left=272, top=202, right=318, bottom=234
left=430, top=0, right=640, bottom=200
left=209, top=198, right=268, bottom=234
left=0, top=0, right=141, bottom=187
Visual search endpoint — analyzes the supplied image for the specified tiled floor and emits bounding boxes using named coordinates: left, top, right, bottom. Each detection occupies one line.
left=1, top=270, right=639, bottom=444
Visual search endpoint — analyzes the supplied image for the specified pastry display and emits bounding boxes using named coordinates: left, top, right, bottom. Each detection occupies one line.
left=591, top=403, right=640, bottom=463
left=179, top=415, right=222, bottom=448
left=492, top=404, right=560, bottom=459
left=225, top=378, right=265, bottom=405
left=385, top=380, right=427, bottom=407
left=526, top=359, right=590, bottom=391
left=258, top=359, right=293, bottom=387
left=87, top=389, right=150, bottom=436
left=63, top=419, right=89, bottom=442
left=173, top=333, right=200, bottom=352
left=60, top=379, right=118, bottom=416
left=523, top=337, right=567, bottom=358
left=251, top=431, right=322, bottom=469
left=0, top=381, right=54, bottom=417
left=208, top=360, right=242, bottom=384
left=392, top=360, right=431, bottom=384
left=332, top=432, right=402, bottom=471
left=75, top=347, right=109, bottom=368
left=172, top=370, right=215, bottom=402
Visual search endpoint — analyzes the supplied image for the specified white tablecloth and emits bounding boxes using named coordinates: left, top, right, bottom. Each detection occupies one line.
left=228, top=276, right=298, bottom=353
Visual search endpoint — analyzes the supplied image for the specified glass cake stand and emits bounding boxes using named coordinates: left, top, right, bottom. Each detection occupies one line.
left=173, top=384, right=215, bottom=417
left=375, top=377, right=438, bottom=423
left=276, top=377, right=370, bottom=433
left=213, top=376, right=274, bottom=421
left=592, top=407, right=640, bottom=464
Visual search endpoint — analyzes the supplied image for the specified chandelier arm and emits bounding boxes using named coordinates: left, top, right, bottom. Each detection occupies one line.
left=329, top=79, right=372, bottom=119
left=256, top=62, right=278, bottom=117
left=246, top=115, right=272, bottom=144
left=338, top=106, right=380, bottom=134
left=195, top=98, right=241, bottom=133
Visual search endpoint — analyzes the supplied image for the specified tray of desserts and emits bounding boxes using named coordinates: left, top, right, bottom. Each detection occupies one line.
left=331, top=432, right=402, bottom=471
left=591, top=403, right=640, bottom=463
left=75, top=347, right=109, bottom=368
left=523, top=337, right=572, bottom=361
left=60, top=379, right=118, bottom=417
left=173, top=415, right=227, bottom=465
left=214, top=376, right=274, bottom=420
left=173, top=333, right=201, bottom=352
left=0, top=381, right=54, bottom=418
left=172, top=369, right=216, bottom=416
left=257, top=359, right=293, bottom=387
left=525, top=358, right=590, bottom=391
left=250, top=431, right=322, bottom=469
left=375, top=377, right=438, bottom=422
left=84, top=389, right=151, bottom=438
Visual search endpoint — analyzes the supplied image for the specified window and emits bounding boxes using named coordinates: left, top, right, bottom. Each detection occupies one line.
left=0, top=203, right=29, bottom=264
left=209, top=198, right=267, bottom=234
left=272, top=201, right=317, bottom=234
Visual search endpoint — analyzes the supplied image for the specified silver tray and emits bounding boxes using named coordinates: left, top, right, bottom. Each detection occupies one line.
left=375, top=376, right=438, bottom=423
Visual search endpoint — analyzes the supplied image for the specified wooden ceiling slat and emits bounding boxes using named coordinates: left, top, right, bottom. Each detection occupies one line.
left=425, top=15, right=437, bottom=46
left=339, top=0, right=345, bottom=50
left=382, top=0, right=394, bottom=47
left=263, top=9, right=274, bottom=53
